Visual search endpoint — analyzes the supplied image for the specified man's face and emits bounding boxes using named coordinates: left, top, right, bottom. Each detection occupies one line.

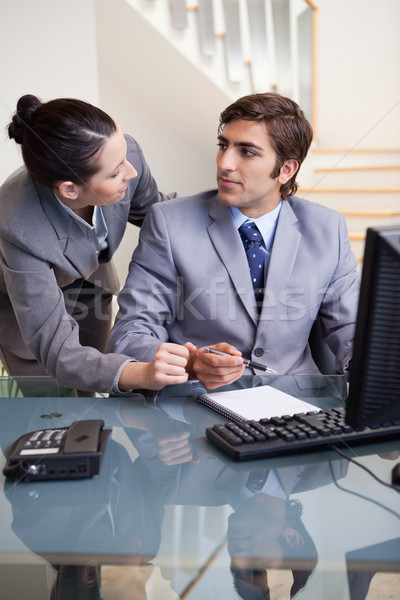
left=228, top=493, right=305, bottom=572
left=227, top=493, right=287, bottom=570
left=216, top=119, right=297, bottom=218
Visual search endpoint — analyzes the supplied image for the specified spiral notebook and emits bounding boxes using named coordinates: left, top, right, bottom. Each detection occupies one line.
left=197, top=385, right=319, bottom=422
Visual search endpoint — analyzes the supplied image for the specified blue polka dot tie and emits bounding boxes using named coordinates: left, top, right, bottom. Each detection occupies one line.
left=239, top=221, right=266, bottom=310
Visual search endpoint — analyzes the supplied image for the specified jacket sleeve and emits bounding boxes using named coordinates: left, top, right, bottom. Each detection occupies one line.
left=124, top=136, right=176, bottom=227
left=0, top=237, right=131, bottom=392
left=108, top=203, right=179, bottom=361
left=317, top=213, right=360, bottom=374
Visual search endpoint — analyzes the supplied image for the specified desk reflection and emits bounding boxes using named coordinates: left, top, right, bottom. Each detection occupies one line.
left=1, top=377, right=397, bottom=599
left=2, top=393, right=347, bottom=599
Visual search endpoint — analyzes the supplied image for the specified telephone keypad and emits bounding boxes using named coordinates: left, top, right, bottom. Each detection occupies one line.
left=20, top=428, right=68, bottom=455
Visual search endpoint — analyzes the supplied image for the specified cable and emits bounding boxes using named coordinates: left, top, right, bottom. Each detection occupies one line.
left=330, top=445, right=400, bottom=493
left=327, top=453, right=400, bottom=520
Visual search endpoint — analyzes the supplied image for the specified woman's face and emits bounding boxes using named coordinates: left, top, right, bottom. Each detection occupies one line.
left=75, top=126, right=137, bottom=207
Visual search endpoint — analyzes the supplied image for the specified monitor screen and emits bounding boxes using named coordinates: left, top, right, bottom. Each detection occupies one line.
left=345, top=224, right=400, bottom=428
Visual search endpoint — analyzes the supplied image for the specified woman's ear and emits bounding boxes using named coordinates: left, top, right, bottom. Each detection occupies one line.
left=282, top=527, right=304, bottom=549
left=56, top=181, right=79, bottom=200
left=278, top=159, right=299, bottom=184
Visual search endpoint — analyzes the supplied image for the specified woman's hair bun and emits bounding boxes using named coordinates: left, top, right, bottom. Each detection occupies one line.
left=8, top=94, right=42, bottom=144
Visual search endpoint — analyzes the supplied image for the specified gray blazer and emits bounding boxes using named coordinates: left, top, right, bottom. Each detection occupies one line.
left=109, top=190, right=360, bottom=375
left=0, top=135, right=161, bottom=391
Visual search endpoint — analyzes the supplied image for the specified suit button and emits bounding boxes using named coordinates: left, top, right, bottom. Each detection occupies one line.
left=254, top=348, right=264, bottom=357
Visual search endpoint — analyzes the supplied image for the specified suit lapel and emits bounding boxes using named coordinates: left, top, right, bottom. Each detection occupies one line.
left=259, top=200, right=301, bottom=320
left=207, top=198, right=302, bottom=325
left=36, top=181, right=99, bottom=278
left=208, top=198, right=258, bottom=322
left=275, top=465, right=306, bottom=497
left=101, top=200, right=128, bottom=255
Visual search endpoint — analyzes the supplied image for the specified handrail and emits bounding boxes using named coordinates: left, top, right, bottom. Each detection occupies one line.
left=303, top=0, right=318, bottom=9
left=299, top=188, right=400, bottom=194
left=313, top=148, right=400, bottom=153
left=166, top=0, right=318, bottom=129
left=349, top=233, right=366, bottom=240
left=310, top=2, right=319, bottom=138
left=339, top=210, right=400, bottom=217
left=315, top=165, right=400, bottom=172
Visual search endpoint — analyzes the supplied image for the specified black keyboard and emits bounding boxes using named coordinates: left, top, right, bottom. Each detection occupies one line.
left=206, top=407, right=400, bottom=461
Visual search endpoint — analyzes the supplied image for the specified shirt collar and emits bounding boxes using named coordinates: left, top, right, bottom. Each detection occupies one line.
left=231, top=201, right=282, bottom=249
left=54, top=193, right=108, bottom=250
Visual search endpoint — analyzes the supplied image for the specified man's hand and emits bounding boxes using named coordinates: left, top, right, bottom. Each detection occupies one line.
left=184, top=342, right=245, bottom=389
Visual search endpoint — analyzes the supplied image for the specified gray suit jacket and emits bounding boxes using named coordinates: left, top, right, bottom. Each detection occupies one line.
left=0, top=135, right=161, bottom=391
left=109, top=190, right=360, bottom=374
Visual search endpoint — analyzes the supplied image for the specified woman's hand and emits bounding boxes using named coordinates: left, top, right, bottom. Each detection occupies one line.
left=156, top=429, right=199, bottom=466
left=118, top=343, right=190, bottom=391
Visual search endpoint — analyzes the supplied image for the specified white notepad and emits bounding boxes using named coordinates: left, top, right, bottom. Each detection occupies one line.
left=197, top=385, right=319, bottom=421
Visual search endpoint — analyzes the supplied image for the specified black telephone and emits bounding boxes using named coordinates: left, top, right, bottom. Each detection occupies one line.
left=3, top=420, right=111, bottom=481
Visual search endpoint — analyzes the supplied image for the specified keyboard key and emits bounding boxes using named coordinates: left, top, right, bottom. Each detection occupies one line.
left=206, top=407, right=400, bottom=460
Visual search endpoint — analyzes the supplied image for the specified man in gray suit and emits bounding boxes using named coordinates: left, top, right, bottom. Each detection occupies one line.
left=109, top=93, right=360, bottom=389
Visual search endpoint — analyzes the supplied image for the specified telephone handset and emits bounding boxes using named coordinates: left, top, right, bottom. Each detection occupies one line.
left=3, top=420, right=111, bottom=481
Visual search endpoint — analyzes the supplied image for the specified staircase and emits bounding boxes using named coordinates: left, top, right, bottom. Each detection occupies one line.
left=299, top=149, right=400, bottom=266
left=124, top=0, right=317, bottom=122
left=98, top=0, right=400, bottom=271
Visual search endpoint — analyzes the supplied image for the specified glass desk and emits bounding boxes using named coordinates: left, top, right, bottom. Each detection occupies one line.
left=0, top=375, right=399, bottom=600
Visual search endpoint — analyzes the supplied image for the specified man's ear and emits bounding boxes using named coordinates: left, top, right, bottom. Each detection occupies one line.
left=278, top=159, right=299, bottom=184
left=56, top=181, right=79, bottom=200
left=282, top=527, right=304, bottom=549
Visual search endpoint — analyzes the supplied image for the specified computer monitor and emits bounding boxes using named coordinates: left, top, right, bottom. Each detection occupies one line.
left=345, top=224, right=400, bottom=428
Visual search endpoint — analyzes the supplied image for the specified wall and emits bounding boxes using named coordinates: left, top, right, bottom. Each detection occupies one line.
left=1, top=0, right=399, bottom=184
left=0, top=0, right=399, bottom=278
left=316, top=0, right=400, bottom=148
left=0, top=0, right=98, bottom=185
left=94, top=0, right=231, bottom=198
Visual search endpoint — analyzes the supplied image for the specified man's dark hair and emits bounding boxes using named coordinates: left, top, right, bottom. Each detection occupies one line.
left=230, top=499, right=318, bottom=599
left=218, top=92, right=313, bottom=200
left=283, top=499, right=318, bottom=596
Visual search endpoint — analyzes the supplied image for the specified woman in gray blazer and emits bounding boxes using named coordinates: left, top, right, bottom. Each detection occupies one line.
left=0, top=95, right=189, bottom=393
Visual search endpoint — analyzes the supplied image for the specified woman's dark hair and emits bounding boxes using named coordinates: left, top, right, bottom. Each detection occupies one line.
left=8, top=94, right=117, bottom=187
left=218, top=92, right=313, bottom=200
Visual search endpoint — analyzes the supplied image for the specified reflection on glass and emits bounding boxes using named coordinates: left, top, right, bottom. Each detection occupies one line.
left=2, top=377, right=397, bottom=599
left=228, top=494, right=317, bottom=599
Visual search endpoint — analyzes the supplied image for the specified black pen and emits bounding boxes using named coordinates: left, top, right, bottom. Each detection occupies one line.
left=203, top=346, right=277, bottom=373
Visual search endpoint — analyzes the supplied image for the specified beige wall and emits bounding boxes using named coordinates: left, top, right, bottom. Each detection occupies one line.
left=316, top=0, right=400, bottom=148
left=0, top=0, right=98, bottom=185
left=1, top=0, right=399, bottom=187
left=1, top=0, right=399, bottom=283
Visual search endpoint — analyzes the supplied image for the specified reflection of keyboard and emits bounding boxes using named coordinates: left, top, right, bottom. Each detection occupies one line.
left=206, top=407, right=400, bottom=461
